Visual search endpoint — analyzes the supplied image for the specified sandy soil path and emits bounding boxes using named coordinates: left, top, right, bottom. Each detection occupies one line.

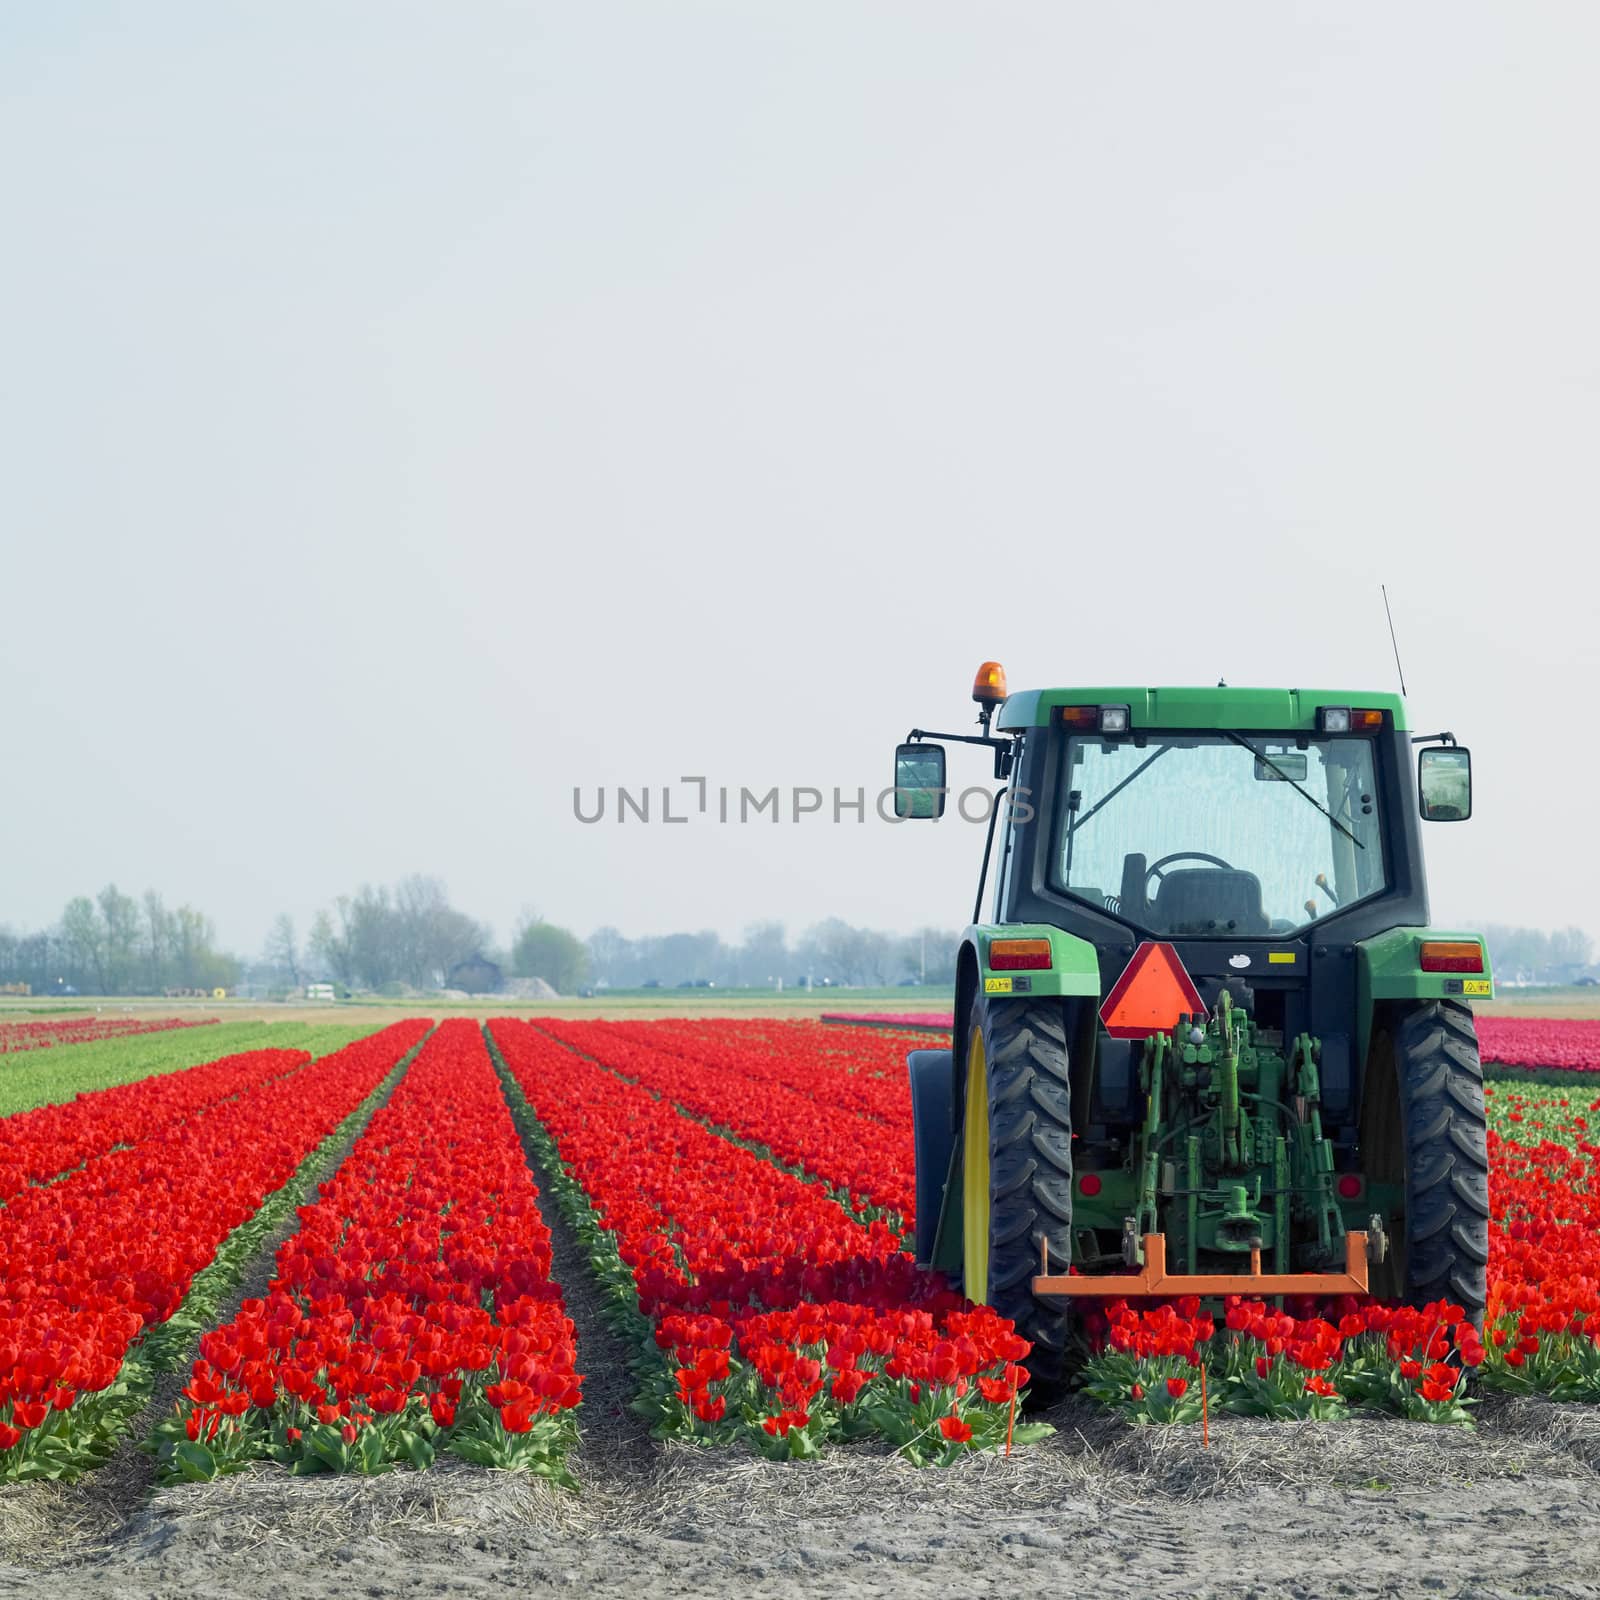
left=5, top=1397, right=1600, bottom=1600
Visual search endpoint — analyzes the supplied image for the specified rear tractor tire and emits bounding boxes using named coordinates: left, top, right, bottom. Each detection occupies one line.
left=1361, top=999, right=1490, bottom=1326
left=961, top=993, right=1075, bottom=1388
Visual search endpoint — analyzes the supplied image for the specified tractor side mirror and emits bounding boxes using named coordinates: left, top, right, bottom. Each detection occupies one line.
left=894, top=743, right=947, bottom=819
left=1418, top=746, right=1472, bottom=821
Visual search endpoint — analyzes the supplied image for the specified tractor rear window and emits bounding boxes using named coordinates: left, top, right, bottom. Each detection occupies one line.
left=1050, top=733, right=1389, bottom=937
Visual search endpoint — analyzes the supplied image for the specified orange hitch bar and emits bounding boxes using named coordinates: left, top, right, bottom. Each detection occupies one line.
left=1033, top=1230, right=1370, bottom=1299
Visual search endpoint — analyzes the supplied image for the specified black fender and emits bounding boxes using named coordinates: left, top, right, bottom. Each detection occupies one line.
left=908, top=1047, right=955, bottom=1266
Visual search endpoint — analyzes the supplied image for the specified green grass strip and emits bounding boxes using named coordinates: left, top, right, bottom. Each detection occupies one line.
left=0, top=1021, right=378, bottom=1118
left=1484, top=1062, right=1600, bottom=1087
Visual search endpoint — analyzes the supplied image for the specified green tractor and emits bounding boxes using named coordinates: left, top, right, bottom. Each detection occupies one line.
left=897, top=665, right=1490, bottom=1385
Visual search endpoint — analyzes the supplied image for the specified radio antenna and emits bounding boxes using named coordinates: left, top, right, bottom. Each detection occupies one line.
left=1381, top=584, right=1409, bottom=698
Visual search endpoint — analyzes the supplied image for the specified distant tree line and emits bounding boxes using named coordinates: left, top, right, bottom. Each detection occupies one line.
left=11, top=883, right=1586, bottom=1000
left=260, top=895, right=963, bottom=996
left=1480, top=924, right=1594, bottom=984
left=260, top=880, right=598, bottom=997
left=0, top=886, right=240, bottom=996
left=0, top=881, right=960, bottom=999
left=581, top=918, right=961, bottom=991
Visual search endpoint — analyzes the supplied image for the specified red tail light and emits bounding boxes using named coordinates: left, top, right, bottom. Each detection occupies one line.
left=1419, top=940, right=1484, bottom=973
left=989, top=938, right=1052, bottom=971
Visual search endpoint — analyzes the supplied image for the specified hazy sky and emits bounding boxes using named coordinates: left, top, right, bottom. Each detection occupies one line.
left=2, top=4, right=1596, bottom=957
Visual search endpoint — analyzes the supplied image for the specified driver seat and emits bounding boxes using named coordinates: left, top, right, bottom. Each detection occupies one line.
left=1151, top=869, right=1269, bottom=937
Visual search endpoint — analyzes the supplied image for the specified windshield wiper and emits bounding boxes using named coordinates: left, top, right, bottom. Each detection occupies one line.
left=1063, top=744, right=1172, bottom=884
left=1071, top=745, right=1173, bottom=835
left=1221, top=731, right=1363, bottom=850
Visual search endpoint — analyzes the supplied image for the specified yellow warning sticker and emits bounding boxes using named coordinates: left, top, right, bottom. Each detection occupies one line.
left=1267, top=952, right=1297, bottom=965
left=983, top=976, right=1013, bottom=994
left=1462, top=979, right=1492, bottom=996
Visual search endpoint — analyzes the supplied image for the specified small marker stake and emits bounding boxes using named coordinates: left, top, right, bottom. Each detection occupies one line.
left=1200, top=1363, right=1210, bottom=1449
left=1005, top=1377, right=1018, bottom=1456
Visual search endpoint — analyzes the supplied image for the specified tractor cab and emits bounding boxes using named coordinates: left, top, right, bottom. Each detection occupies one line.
left=1053, top=727, right=1389, bottom=940
left=895, top=665, right=1490, bottom=1384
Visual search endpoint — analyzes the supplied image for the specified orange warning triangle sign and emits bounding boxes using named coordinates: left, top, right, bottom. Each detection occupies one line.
left=1099, top=942, right=1206, bottom=1040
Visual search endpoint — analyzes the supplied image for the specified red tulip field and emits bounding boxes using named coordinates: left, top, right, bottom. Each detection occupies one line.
left=1, top=1010, right=1598, bottom=1496
left=1478, top=1016, right=1600, bottom=1073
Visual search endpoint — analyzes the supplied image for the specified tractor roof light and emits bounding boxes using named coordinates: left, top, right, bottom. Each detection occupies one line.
left=1319, top=706, right=1387, bottom=734
left=989, top=937, right=1053, bottom=971
left=1419, top=940, right=1485, bottom=973
left=972, top=661, right=1009, bottom=705
left=1057, top=704, right=1130, bottom=733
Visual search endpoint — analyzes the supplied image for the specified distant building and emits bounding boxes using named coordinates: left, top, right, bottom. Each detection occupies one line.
left=447, top=954, right=503, bottom=995
left=306, top=982, right=336, bottom=1002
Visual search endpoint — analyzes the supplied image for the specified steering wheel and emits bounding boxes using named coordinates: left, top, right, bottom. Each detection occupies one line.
left=1145, top=851, right=1235, bottom=894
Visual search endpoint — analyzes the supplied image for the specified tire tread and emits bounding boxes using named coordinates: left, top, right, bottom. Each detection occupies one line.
left=973, top=997, right=1075, bottom=1384
left=1391, top=999, right=1490, bottom=1322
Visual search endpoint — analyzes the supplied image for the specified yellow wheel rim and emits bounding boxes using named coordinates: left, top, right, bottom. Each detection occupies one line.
left=963, top=1024, right=991, bottom=1303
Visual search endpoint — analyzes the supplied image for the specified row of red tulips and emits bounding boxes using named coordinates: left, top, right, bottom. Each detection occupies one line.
left=0, top=1021, right=428, bottom=1481
left=0, top=1015, right=218, bottom=1056
left=489, top=1020, right=1040, bottom=1464
left=153, top=1019, right=582, bottom=1483
left=0, top=1045, right=309, bottom=1202
left=1079, top=1296, right=1484, bottom=1424
left=605, top=1017, right=913, bottom=1128
left=539, top=1019, right=917, bottom=1228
